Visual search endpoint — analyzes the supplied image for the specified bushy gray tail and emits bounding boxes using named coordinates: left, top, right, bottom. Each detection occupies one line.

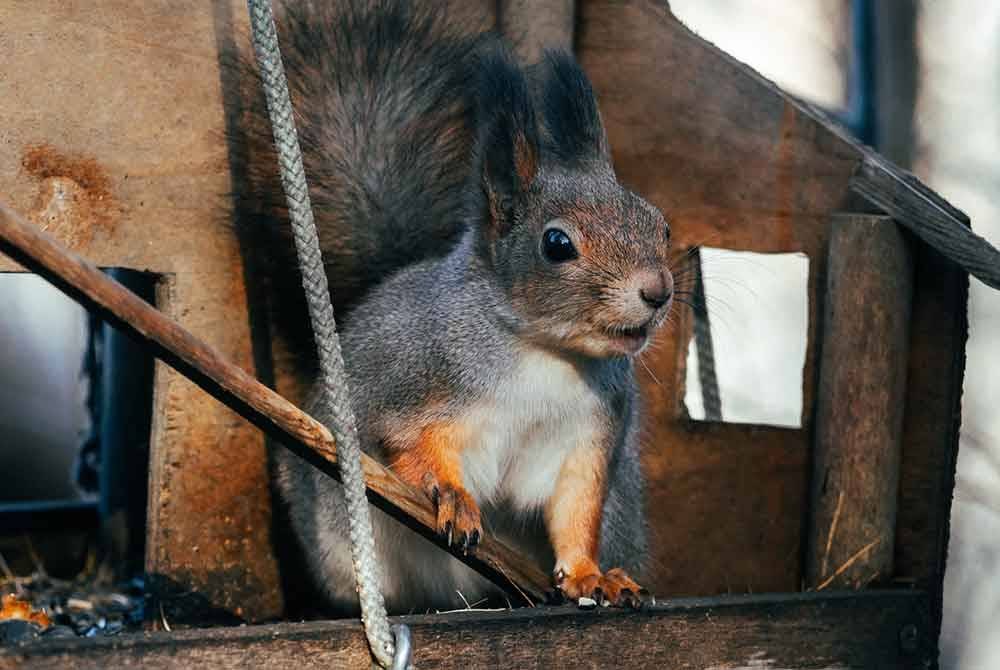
left=233, top=1, right=491, bottom=325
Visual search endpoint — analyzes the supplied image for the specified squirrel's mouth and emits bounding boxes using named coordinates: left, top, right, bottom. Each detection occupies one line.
left=603, top=323, right=650, bottom=355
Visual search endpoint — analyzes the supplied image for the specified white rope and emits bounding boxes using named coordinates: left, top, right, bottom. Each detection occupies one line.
left=245, top=2, right=407, bottom=667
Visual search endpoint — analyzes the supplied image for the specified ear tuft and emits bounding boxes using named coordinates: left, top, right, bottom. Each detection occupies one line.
left=532, top=50, right=610, bottom=166
left=474, top=41, right=540, bottom=234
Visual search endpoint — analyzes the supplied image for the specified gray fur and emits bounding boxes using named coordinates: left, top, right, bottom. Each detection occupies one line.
left=250, top=1, right=665, bottom=615
left=276, top=233, right=649, bottom=613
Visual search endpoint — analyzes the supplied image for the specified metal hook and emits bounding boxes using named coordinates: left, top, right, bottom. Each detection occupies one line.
left=390, top=623, right=413, bottom=670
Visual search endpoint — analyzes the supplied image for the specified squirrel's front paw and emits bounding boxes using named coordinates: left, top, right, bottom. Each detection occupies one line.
left=422, top=474, right=482, bottom=552
left=554, top=560, right=651, bottom=609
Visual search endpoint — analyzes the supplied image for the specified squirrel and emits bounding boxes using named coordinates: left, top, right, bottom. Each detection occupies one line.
left=234, top=0, right=674, bottom=615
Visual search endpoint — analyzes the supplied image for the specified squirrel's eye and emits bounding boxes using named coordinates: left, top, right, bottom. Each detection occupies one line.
left=542, top=228, right=578, bottom=263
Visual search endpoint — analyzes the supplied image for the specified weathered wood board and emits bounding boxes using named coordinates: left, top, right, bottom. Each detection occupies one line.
left=578, top=0, right=967, bottom=610
left=0, top=0, right=967, bottom=637
left=805, top=215, right=914, bottom=590
left=0, top=0, right=283, bottom=622
left=0, top=591, right=934, bottom=670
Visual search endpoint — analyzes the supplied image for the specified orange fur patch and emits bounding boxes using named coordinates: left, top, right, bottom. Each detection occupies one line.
left=390, top=422, right=466, bottom=492
left=513, top=132, right=538, bottom=190
left=0, top=594, right=51, bottom=629
left=389, top=422, right=482, bottom=544
left=545, top=444, right=606, bottom=573
left=545, top=443, right=647, bottom=605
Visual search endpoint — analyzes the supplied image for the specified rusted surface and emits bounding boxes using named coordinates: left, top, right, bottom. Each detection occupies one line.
left=20, top=144, right=121, bottom=246
left=0, top=0, right=282, bottom=622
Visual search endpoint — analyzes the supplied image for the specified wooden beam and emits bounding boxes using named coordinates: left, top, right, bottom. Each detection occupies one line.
left=641, top=419, right=809, bottom=597
left=0, top=0, right=285, bottom=621
left=894, top=236, right=967, bottom=642
left=850, top=155, right=1000, bottom=290
left=0, top=201, right=550, bottom=606
left=577, top=0, right=968, bottom=606
left=805, top=214, right=914, bottom=590
left=1, top=591, right=934, bottom=669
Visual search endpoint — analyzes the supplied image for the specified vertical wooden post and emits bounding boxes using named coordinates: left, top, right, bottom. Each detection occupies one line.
left=498, top=0, right=575, bottom=62
left=805, top=214, right=914, bottom=590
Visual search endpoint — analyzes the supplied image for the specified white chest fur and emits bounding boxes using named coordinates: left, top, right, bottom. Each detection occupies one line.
left=458, top=349, right=603, bottom=511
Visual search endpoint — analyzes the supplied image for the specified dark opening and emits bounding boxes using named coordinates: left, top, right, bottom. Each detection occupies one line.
left=0, top=270, right=156, bottom=580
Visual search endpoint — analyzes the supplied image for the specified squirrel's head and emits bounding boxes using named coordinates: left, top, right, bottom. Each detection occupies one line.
left=472, top=48, right=673, bottom=359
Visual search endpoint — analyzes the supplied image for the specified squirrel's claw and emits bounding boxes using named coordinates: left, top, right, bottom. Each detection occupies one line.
left=426, top=482, right=483, bottom=554
left=619, top=588, right=640, bottom=609
left=556, top=565, right=649, bottom=609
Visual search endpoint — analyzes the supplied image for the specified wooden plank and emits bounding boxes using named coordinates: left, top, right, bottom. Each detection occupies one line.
left=805, top=215, right=914, bottom=590
left=3, top=0, right=970, bottom=625
left=643, top=420, right=808, bottom=597
left=637, top=304, right=810, bottom=596
left=578, top=0, right=984, bottom=266
left=850, top=156, right=1000, bottom=289
left=894, top=242, right=967, bottom=641
left=577, top=0, right=857, bottom=260
left=1, top=591, right=934, bottom=669
left=0, top=201, right=550, bottom=607
left=576, top=2, right=846, bottom=593
left=577, top=0, right=968, bottom=605
left=0, top=0, right=283, bottom=622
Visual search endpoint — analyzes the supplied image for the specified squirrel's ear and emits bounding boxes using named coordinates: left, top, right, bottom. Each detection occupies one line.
left=475, top=44, right=539, bottom=235
left=532, top=50, right=611, bottom=166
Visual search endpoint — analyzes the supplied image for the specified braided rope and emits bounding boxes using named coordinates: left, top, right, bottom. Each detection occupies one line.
left=246, top=2, right=401, bottom=667
left=692, top=249, right=722, bottom=422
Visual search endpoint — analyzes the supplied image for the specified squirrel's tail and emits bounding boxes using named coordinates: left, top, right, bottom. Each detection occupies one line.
left=234, top=1, right=490, bottom=321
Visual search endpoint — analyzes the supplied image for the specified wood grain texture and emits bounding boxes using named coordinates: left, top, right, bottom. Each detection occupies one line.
left=0, top=201, right=550, bottom=607
left=1, top=591, right=934, bottom=669
left=578, top=0, right=967, bottom=609
left=577, top=0, right=846, bottom=596
left=578, top=0, right=857, bottom=260
left=805, top=215, right=914, bottom=590
left=0, top=0, right=283, bottom=622
left=636, top=298, right=809, bottom=597
left=850, top=156, right=1000, bottom=289
left=1, top=0, right=970, bottom=635
left=894, top=241, right=967, bottom=646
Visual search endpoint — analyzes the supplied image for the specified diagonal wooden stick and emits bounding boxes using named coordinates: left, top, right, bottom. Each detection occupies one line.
left=0, top=200, right=550, bottom=605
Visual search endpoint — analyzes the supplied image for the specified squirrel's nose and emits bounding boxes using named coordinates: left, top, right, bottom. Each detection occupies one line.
left=639, top=271, right=672, bottom=310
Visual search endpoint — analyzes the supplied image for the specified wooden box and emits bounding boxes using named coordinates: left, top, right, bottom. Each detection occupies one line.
left=0, top=1, right=971, bottom=668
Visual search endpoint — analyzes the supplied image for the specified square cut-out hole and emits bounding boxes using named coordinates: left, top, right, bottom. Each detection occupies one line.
left=0, top=270, right=156, bottom=577
left=683, top=249, right=809, bottom=429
